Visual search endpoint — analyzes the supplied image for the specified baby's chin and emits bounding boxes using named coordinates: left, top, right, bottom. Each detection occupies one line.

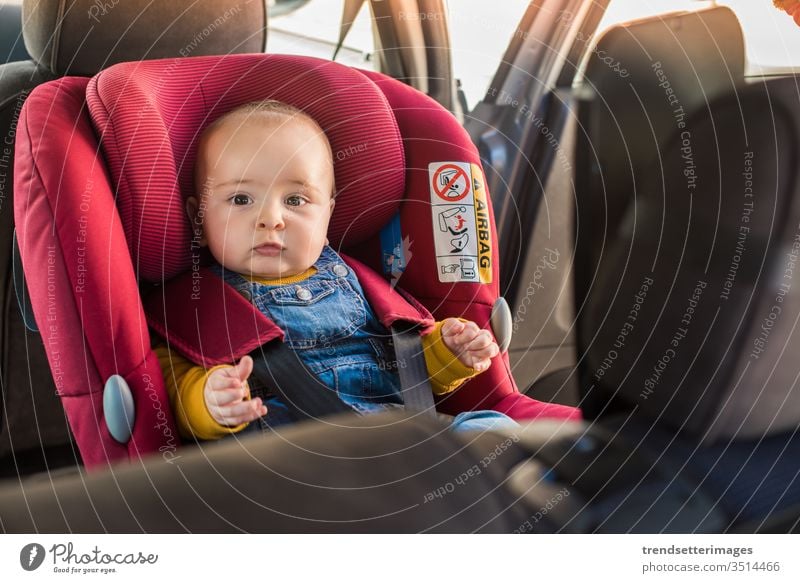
left=240, top=254, right=317, bottom=280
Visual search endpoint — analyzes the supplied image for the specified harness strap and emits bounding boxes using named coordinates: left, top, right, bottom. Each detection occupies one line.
left=248, top=341, right=352, bottom=421
left=247, top=325, right=437, bottom=421
left=390, top=323, right=437, bottom=418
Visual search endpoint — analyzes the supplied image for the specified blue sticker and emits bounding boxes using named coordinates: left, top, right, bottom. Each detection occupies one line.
left=380, top=213, right=406, bottom=276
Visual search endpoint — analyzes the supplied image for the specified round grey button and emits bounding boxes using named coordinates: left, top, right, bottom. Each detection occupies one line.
left=332, top=264, right=349, bottom=277
left=240, top=289, right=253, bottom=302
left=296, top=287, right=312, bottom=301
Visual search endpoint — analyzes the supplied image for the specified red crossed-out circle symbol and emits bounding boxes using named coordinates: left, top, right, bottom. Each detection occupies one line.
left=433, top=164, right=470, bottom=202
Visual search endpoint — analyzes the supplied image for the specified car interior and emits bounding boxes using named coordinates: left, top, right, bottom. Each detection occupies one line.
left=0, top=0, right=798, bottom=534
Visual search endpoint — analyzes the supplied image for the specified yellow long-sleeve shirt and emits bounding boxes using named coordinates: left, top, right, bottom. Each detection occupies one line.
left=155, top=268, right=478, bottom=440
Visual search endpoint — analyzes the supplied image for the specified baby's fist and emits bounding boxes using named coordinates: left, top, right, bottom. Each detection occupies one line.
left=440, top=318, right=500, bottom=373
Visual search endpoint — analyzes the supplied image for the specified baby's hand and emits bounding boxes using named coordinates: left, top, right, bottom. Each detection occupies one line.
left=440, top=318, right=500, bottom=373
left=204, top=355, right=267, bottom=427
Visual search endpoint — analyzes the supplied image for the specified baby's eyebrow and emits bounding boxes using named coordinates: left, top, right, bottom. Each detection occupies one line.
left=287, top=180, right=325, bottom=195
left=209, top=178, right=325, bottom=195
left=213, top=178, right=258, bottom=189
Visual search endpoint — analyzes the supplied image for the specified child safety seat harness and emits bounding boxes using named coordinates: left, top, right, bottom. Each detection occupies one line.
left=147, top=249, right=441, bottom=421
left=15, top=54, right=580, bottom=469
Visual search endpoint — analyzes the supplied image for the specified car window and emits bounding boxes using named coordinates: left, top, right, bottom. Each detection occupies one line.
left=266, top=0, right=375, bottom=70
left=719, top=0, right=800, bottom=74
left=589, top=0, right=800, bottom=76
left=1, top=0, right=26, bottom=64
left=447, top=0, right=530, bottom=111
left=267, top=0, right=531, bottom=111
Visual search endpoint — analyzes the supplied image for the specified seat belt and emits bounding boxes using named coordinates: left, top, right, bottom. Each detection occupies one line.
left=390, top=323, right=437, bottom=417
left=248, top=324, right=437, bottom=421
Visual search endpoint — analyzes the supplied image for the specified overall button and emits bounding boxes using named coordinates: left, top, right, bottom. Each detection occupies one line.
left=296, top=286, right=313, bottom=301
left=240, top=289, right=253, bottom=302
left=332, top=264, right=349, bottom=277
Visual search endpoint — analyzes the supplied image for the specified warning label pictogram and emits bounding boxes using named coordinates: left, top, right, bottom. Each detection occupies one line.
left=428, top=162, right=492, bottom=284
left=431, top=163, right=470, bottom=202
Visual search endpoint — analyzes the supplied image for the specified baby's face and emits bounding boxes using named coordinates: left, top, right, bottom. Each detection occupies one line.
left=189, top=116, right=335, bottom=279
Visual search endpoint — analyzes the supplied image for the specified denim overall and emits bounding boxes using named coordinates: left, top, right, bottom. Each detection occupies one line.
left=212, top=245, right=517, bottom=435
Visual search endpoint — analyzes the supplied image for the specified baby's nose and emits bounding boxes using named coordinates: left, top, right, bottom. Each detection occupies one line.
left=257, top=205, right=284, bottom=229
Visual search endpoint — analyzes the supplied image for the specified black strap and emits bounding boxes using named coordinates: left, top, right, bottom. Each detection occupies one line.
left=390, top=324, right=437, bottom=418
left=248, top=341, right=352, bottom=422
left=248, top=324, right=437, bottom=421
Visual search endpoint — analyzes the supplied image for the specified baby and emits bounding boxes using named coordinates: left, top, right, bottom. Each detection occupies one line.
left=157, top=100, right=517, bottom=439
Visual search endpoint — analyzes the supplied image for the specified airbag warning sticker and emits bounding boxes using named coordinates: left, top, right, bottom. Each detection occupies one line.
left=428, top=162, right=492, bottom=283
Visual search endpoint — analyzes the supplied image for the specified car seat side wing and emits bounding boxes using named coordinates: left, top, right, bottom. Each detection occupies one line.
left=14, top=77, right=179, bottom=467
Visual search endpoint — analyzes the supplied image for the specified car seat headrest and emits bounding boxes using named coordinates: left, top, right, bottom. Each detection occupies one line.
left=86, top=54, right=406, bottom=282
left=22, top=0, right=267, bottom=76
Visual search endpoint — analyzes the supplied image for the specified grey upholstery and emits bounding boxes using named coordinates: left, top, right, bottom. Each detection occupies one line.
left=580, top=77, right=800, bottom=442
left=575, top=7, right=800, bottom=442
left=22, top=0, right=266, bottom=76
left=574, top=6, right=745, bottom=323
left=574, top=6, right=746, bottom=420
left=0, top=411, right=531, bottom=533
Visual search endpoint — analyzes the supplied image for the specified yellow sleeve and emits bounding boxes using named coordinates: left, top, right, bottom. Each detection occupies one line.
left=421, top=320, right=481, bottom=396
left=154, top=343, right=250, bottom=440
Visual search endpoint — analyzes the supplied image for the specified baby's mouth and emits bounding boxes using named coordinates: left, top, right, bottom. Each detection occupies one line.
left=254, top=242, right=285, bottom=257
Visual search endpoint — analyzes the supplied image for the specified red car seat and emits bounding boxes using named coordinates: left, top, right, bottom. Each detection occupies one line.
left=15, top=54, right=580, bottom=469
left=0, top=0, right=267, bottom=469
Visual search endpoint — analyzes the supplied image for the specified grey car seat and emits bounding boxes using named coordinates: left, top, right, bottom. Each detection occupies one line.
left=572, top=6, right=746, bottom=416
left=0, top=0, right=267, bottom=475
left=574, top=6, right=800, bottom=530
left=580, top=75, right=800, bottom=532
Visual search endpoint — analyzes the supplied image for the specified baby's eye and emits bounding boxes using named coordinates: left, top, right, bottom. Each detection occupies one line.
left=229, top=193, right=252, bottom=206
left=285, top=194, right=307, bottom=207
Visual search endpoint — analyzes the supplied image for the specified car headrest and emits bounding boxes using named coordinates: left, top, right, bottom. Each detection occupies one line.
left=22, top=0, right=266, bottom=76
left=85, top=54, right=406, bottom=282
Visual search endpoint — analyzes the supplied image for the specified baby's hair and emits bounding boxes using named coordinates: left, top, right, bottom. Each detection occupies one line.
left=205, top=99, right=316, bottom=134
left=197, top=99, right=337, bottom=198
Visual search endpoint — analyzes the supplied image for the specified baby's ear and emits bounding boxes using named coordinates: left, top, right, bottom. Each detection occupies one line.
left=185, top=196, right=207, bottom=246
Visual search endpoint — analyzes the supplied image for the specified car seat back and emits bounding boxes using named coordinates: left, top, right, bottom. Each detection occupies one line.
left=16, top=54, right=580, bottom=468
left=574, top=6, right=745, bottom=341
left=574, top=6, right=746, bottom=418
left=577, top=75, right=800, bottom=442
left=0, top=0, right=267, bottom=467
